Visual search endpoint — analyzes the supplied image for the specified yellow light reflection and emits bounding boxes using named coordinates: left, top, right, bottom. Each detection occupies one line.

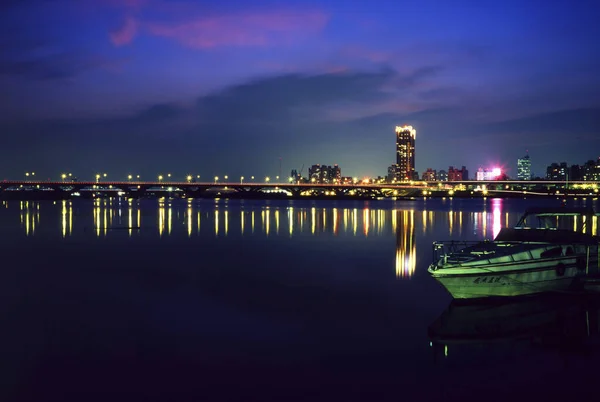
left=395, top=210, right=416, bottom=278
left=62, top=200, right=67, bottom=238
left=343, top=209, right=348, bottom=233
left=311, top=207, right=316, bottom=235
left=333, top=208, right=338, bottom=236
left=95, top=201, right=101, bottom=237
left=275, top=209, right=279, bottom=235
left=322, top=209, right=326, bottom=231
left=168, top=204, right=172, bottom=235
left=252, top=210, right=255, bottom=234
left=158, top=202, right=165, bottom=237
left=241, top=210, right=245, bottom=235
left=265, top=208, right=270, bottom=236
left=592, top=215, right=597, bottom=236
left=25, top=202, right=30, bottom=236
left=197, top=211, right=200, bottom=236
left=288, top=207, right=294, bottom=237
left=215, top=209, right=219, bottom=236
left=187, top=207, right=192, bottom=237
left=69, top=203, right=72, bottom=236
left=353, top=208, right=357, bottom=236
left=129, top=203, right=133, bottom=237
left=363, top=208, right=369, bottom=237
left=137, top=208, right=141, bottom=229
left=448, top=211, right=453, bottom=235
left=225, top=210, right=229, bottom=236
left=103, top=206, right=107, bottom=237
left=422, top=210, right=427, bottom=234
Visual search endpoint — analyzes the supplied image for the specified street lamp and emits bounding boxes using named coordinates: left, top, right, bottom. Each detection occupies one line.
left=158, top=175, right=163, bottom=183
left=224, top=175, right=228, bottom=181
left=276, top=176, right=279, bottom=181
left=214, top=176, right=219, bottom=183
left=288, top=177, right=294, bottom=183
left=96, top=174, right=101, bottom=183
left=251, top=176, right=255, bottom=181
left=241, top=176, right=244, bottom=184
left=103, top=173, right=107, bottom=177
left=186, top=175, right=192, bottom=183
left=265, top=177, right=270, bottom=183
left=61, top=173, right=67, bottom=181
left=128, top=174, right=132, bottom=181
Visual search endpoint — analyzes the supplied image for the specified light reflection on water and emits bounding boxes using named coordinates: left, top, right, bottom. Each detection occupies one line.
left=6, top=197, right=600, bottom=280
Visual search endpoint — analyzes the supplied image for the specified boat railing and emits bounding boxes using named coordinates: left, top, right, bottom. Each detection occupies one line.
left=432, top=240, right=600, bottom=274
left=432, top=240, right=480, bottom=261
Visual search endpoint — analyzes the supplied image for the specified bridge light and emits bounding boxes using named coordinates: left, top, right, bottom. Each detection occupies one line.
left=158, top=175, right=163, bottom=182
left=265, top=177, right=270, bottom=183
left=214, top=176, right=219, bottom=183
left=186, top=175, right=192, bottom=182
left=128, top=175, right=132, bottom=181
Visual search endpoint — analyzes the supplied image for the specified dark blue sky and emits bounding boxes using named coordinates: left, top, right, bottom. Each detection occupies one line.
left=1, top=0, right=599, bottom=180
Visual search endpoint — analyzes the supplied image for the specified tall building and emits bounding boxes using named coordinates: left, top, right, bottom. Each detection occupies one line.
left=308, top=164, right=341, bottom=183
left=517, top=153, right=531, bottom=180
left=546, top=162, right=568, bottom=180
left=395, top=125, right=416, bottom=181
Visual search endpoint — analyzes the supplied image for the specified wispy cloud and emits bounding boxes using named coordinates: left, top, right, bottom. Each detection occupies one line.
left=145, top=10, right=329, bottom=49
left=110, top=17, right=138, bottom=46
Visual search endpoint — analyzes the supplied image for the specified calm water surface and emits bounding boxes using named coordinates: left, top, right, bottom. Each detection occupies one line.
left=2, top=197, right=600, bottom=401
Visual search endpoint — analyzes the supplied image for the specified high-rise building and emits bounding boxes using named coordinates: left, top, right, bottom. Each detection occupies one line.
left=517, top=153, right=531, bottom=180
left=308, top=164, right=341, bottom=183
left=546, top=162, right=568, bottom=180
left=395, top=125, right=416, bottom=181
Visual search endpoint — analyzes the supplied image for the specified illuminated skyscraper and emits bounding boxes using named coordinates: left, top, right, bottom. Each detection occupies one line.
left=395, top=125, right=416, bottom=181
left=517, top=153, right=531, bottom=180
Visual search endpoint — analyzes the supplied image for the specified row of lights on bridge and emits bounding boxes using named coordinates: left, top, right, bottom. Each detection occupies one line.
left=25, top=172, right=291, bottom=183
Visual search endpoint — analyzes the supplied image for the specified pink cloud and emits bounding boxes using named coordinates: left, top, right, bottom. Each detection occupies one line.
left=110, top=17, right=138, bottom=46
left=146, top=10, right=329, bottom=49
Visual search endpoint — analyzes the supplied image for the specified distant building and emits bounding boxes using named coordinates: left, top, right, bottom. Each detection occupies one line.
left=437, top=170, right=448, bottom=181
left=395, top=125, right=417, bottom=181
left=422, top=168, right=437, bottom=181
left=476, top=167, right=503, bottom=181
left=517, top=154, right=531, bottom=180
left=582, top=157, right=600, bottom=181
left=546, top=162, right=568, bottom=180
left=448, top=166, right=469, bottom=181
left=308, top=164, right=342, bottom=183
left=341, top=177, right=353, bottom=184
left=387, top=165, right=399, bottom=182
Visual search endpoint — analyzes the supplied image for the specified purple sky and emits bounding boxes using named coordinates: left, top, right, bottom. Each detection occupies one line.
left=1, top=0, right=599, bottom=180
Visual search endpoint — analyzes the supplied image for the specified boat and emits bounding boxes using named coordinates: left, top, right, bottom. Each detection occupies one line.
left=428, top=207, right=600, bottom=299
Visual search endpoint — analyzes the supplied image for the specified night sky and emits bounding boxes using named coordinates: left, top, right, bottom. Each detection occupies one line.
left=1, top=0, right=599, bottom=181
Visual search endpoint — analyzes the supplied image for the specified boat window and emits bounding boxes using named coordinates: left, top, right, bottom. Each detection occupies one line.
left=540, top=247, right=562, bottom=258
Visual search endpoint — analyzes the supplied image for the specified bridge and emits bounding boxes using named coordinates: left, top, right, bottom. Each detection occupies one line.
left=0, top=180, right=598, bottom=199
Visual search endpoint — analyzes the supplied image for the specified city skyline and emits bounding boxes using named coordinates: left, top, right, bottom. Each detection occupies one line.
left=1, top=0, right=599, bottom=179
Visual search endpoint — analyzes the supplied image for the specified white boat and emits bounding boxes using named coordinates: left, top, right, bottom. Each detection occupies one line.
left=428, top=207, right=600, bottom=299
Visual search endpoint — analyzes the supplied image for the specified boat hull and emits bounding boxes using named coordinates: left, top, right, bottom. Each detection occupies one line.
left=429, top=264, right=583, bottom=299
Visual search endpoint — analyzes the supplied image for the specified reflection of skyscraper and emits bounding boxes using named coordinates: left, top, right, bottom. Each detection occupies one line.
left=395, top=125, right=416, bottom=181
left=395, top=210, right=416, bottom=278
